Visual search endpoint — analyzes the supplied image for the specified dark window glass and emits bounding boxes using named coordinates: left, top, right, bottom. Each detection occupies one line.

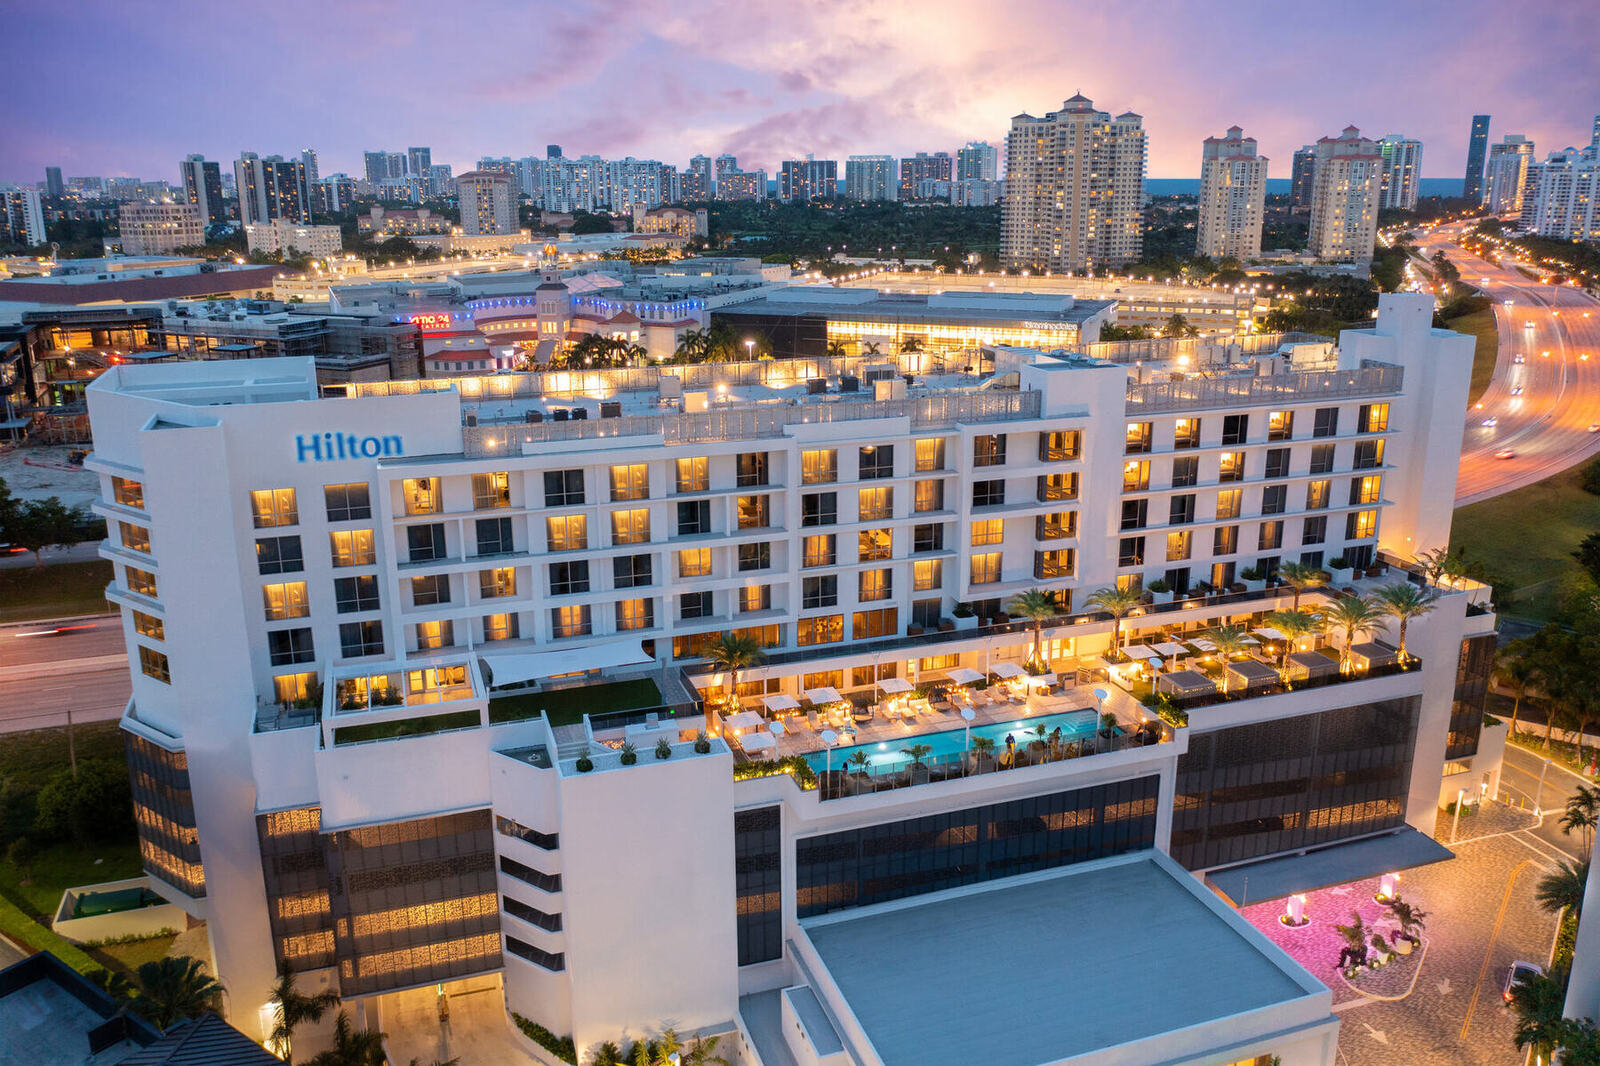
left=1119, top=536, right=1145, bottom=567
left=802, top=492, right=837, bottom=527
left=972, top=480, right=1005, bottom=508
left=913, top=524, right=944, bottom=553
left=858, top=445, right=894, bottom=479
left=1302, top=515, right=1327, bottom=545
left=1264, top=448, right=1291, bottom=479
left=338, top=620, right=384, bottom=657
left=257, top=535, right=304, bottom=575
left=407, top=523, right=447, bottom=563
left=324, top=483, right=372, bottom=522
left=613, top=554, right=652, bottom=589
left=1313, top=407, right=1339, bottom=438
left=738, top=542, right=771, bottom=571
left=334, top=575, right=380, bottom=613
left=549, top=560, right=590, bottom=595
left=1221, top=414, right=1248, bottom=446
left=411, top=574, right=451, bottom=606
left=475, top=517, right=514, bottom=556
left=268, top=627, right=314, bottom=666
left=677, top=500, right=711, bottom=535
left=543, top=469, right=584, bottom=507
left=802, top=575, right=838, bottom=609
left=1171, top=456, right=1199, bottom=488
left=735, top=807, right=782, bottom=965
left=1120, top=499, right=1147, bottom=530
left=1168, top=494, right=1195, bottom=525
left=736, top=452, right=769, bottom=487
left=1310, top=443, right=1336, bottom=474
left=1261, top=484, right=1287, bottom=515
left=680, top=591, right=713, bottom=619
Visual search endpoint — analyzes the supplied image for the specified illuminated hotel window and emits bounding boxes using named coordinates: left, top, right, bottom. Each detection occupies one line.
left=1352, top=475, right=1382, bottom=506
left=132, top=610, right=164, bottom=640
left=1359, top=403, right=1390, bottom=433
left=802, top=449, right=838, bottom=485
left=1122, top=461, right=1150, bottom=492
left=139, top=645, right=170, bottom=683
left=737, top=495, right=771, bottom=529
left=415, top=619, right=455, bottom=651
left=119, top=522, right=152, bottom=554
left=971, top=519, right=1003, bottom=546
left=251, top=488, right=299, bottom=528
left=914, top=438, right=946, bottom=472
left=857, top=487, right=892, bottom=521
left=545, top=514, right=587, bottom=552
left=1125, top=422, right=1153, bottom=454
left=1172, top=419, right=1201, bottom=450
left=263, top=581, right=311, bottom=620
left=1035, top=549, right=1075, bottom=578
left=913, top=559, right=942, bottom=591
left=1038, top=473, right=1077, bottom=502
left=551, top=605, right=591, bottom=639
left=1036, top=511, right=1076, bottom=539
left=473, top=472, right=511, bottom=509
left=1354, top=439, right=1386, bottom=470
left=739, top=584, right=771, bottom=612
left=913, top=479, right=944, bottom=513
left=678, top=548, right=712, bottom=578
left=858, top=568, right=892, bottom=602
left=797, top=614, right=843, bottom=646
left=852, top=608, right=897, bottom=639
left=609, top=464, right=649, bottom=502
left=479, top=567, right=516, bottom=599
left=402, top=478, right=441, bottom=515
left=1166, top=531, right=1192, bottom=562
left=329, top=529, right=376, bottom=567
left=858, top=529, right=891, bottom=562
left=1347, top=509, right=1378, bottom=540
left=803, top=535, right=835, bottom=569
left=970, top=552, right=1001, bottom=585
left=126, top=566, right=158, bottom=598
left=611, top=509, right=651, bottom=545
left=675, top=457, right=709, bottom=493
left=615, top=598, right=654, bottom=631
left=1039, top=430, right=1081, bottom=461
left=111, top=476, right=145, bottom=509
left=1267, top=410, right=1294, bottom=441
left=1219, top=452, right=1245, bottom=483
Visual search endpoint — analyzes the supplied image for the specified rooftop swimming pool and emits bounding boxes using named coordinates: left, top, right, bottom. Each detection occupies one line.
left=802, top=708, right=1100, bottom=774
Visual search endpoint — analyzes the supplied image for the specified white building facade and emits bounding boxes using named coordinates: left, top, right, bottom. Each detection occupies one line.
left=1197, top=126, right=1267, bottom=260
left=1482, top=134, right=1535, bottom=214
left=1377, top=136, right=1423, bottom=211
left=458, top=171, right=517, bottom=236
left=844, top=156, right=897, bottom=202
left=1519, top=144, right=1600, bottom=242
left=1307, top=126, right=1383, bottom=262
left=118, top=202, right=206, bottom=255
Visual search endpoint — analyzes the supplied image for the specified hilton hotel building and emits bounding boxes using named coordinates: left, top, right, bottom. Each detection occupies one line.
left=88, top=293, right=1499, bottom=1066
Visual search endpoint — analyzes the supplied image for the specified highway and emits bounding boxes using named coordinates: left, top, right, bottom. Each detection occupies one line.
left=1411, top=220, right=1600, bottom=505
left=0, top=615, right=130, bottom=734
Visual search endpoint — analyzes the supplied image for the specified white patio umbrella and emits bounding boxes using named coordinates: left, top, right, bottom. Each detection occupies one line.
left=991, top=662, right=1026, bottom=679
left=764, top=693, right=800, bottom=713
left=877, top=677, right=913, bottom=694
left=947, top=667, right=985, bottom=685
left=804, top=687, right=842, bottom=705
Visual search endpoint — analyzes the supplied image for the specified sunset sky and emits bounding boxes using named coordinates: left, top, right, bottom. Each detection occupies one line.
left=4, top=0, right=1596, bottom=186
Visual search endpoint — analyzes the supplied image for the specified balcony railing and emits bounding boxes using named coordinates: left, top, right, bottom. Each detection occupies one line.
left=1124, top=363, right=1403, bottom=414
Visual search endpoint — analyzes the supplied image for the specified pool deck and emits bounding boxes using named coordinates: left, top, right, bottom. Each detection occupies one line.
left=730, top=678, right=1148, bottom=763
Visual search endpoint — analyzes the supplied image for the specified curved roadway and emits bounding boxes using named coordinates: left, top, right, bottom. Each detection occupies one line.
left=1411, top=220, right=1600, bottom=505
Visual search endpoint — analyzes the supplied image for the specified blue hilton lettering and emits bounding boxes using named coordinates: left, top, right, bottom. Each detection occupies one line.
left=294, top=433, right=404, bottom=462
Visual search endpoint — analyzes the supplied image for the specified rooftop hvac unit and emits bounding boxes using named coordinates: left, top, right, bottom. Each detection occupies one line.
left=525, top=410, right=543, bottom=423
left=862, top=363, right=896, bottom=382
left=599, top=401, right=622, bottom=418
left=807, top=378, right=827, bottom=395
left=464, top=412, right=478, bottom=427
left=571, top=407, right=588, bottom=420
left=553, top=408, right=570, bottom=421
left=839, top=375, right=859, bottom=393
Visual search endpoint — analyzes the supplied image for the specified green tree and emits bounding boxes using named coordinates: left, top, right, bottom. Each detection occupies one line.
left=1562, top=786, right=1599, bottom=860
left=1494, top=642, right=1540, bottom=737
left=1084, top=586, right=1143, bottom=655
left=306, top=1010, right=387, bottom=1066
left=10, top=496, right=82, bottom=567
left=1277, top=561, right=1326, bottom=610
left=1163, top=313, right=1199, bottom=338
left=268, top=965, right=342, bottom=1064
left=1264, top=610, right=1323, bottom=671
left=1324, top=595, right=1385, bottom=672
left=5, top=836, right=37, bottom=883
left=1575, top=531, right=1600, bottom=586
left=1510, top=967, right=1571, bottom=1062
left=1535, top=859, right=1589, bottom=916
left=129, top=956, right=223, bottom=1032
left=705, top=632, right=767, bottom=725
left=1008, top=589, right=1062, bottom=670
left=1204, top=626, right=1251, bottom=693
left=33, top=759, right=131, bottom=844
left=825, top=339, right=847, bottom=358
left=1373, top=582, right=1438, bottom=662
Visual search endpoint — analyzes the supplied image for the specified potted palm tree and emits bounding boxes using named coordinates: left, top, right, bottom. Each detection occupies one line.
left=951, top=600, right=979, bottom=630
left=901, top=743, right=933, bottom=784
left=1265, top=610, right=1324, bottom=672
left=970, top=735, right=997, bottom=773
left=1327, top=555, right=1354, bottom=584
left=1008, top=589, right=1061, bottom=672
left=706, top=632, right=767, bottom=733
left=1084, top=586, right=1143, bottom=657
left=1204, top=625, right=1250, bottom=692
left=1239, top=565, right=1267, bottom=593
left=1374, top=582, right=1438, bottom=663
left=1277, top=561, right=1327, bottom=610
left=1325, top=594, right=1385, bottom=673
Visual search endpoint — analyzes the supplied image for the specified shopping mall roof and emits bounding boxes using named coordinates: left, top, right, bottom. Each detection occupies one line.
left=715, top=287, right=1114, bottom=328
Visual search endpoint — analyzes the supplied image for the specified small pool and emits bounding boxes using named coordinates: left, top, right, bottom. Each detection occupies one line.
left=72, top=886, right=163, bottom=918
left=802, top=708, right=1100, bottom=774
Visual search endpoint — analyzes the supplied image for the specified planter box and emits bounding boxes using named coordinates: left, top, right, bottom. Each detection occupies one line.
left=1328, top=567, right=1354, bottom=585
left=1150, top=590, right=1174, bottom=604
left=1243, top=579, right=1266, bottom=592
left=953, top=615, right=979, bottom=631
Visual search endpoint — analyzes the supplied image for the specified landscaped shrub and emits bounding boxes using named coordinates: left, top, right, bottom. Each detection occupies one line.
left=33, top=760, right=132, bottom=845
left=1582, top=458, right=1600, bottom=497
left=732, top=755, right=817, bottom=788
left=511, top=1013, right=577, bottom=1064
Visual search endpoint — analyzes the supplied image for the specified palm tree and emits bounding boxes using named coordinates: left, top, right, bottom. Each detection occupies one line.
left=268, top=965, right=342, bottom=1064
left=825, top=339, right=847, bottom=358
left=1008, top=589, right=1061, bottom=671
left=1277, top=561, right=1326, bottom=610
left=1373, top=582, right=1437, bottom=662
left=1324, top=594, right=1386, bottom=673
left=704, top=632, right=767, bottom=731
left=899, top=335, right=924, bottom=355
left=1204, top=626, right=1251, bottom=692
left=129, top=956, right=222, bottom=1032
left=1388, top=897, right=1428, bottom=945
left=1495, top=644, right=1539, bottom=737
left=900, top=743, right=933, bottom=767
left=1562, top=786, right=1599, bottom=860
left=969, top=735, right=997, bottom=769
left=1511, top=968, right=1571, bottom=1063
left=306, top=1011, right=387, bottom=1066
left=1084, top=586, right=1143, bottom=656
left=674, top=328, right=709, bottom=364
left=1264, top=610, right=1323, bottom=671
left=1535, top=859, right=1589, bottom=916
left=861, top=340, right=882, bottom=356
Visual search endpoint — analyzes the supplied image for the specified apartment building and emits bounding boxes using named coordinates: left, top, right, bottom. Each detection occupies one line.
left=1464, top=114, right=1492, bottom=204
left=898, top=151, right=952, bottom=201
left=1482, top=134, right=1535, bottom=214
left=235, top=153, right=310, bottom=227
left=244, top=219, right=343, bottom=259
left=778, top=159, right=837, bottom=203
left=844, top=156, right=897, bottom=202
left=1520, top=143, right=1600, bottom=242
left=957, top=141, right=999, bottom=182
left=87, top=293, right=1490, bottom=1066
left=1002, top=94, right=1146, bottom=272
left=1376, top=136, right=1423, bottom=211
left=458, top=171, right=517, bottom=236
left=1290, top=145, right=1317, bottom=210
left=1197, top=126, right=1267, bottom=260
left=117, top=202, right=205, bottom=256
left=0, top=187, right=47, bottom=247
left=1307, top=127, right=1383, bottom=262
left=178, top=155, right=227, bottom=226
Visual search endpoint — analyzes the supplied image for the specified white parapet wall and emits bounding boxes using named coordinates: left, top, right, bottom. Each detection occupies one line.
left=52, top=876, right=186, bottom=945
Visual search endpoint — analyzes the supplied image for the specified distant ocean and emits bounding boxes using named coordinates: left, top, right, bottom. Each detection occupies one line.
left=1146, top=177, right=1464, bottom=197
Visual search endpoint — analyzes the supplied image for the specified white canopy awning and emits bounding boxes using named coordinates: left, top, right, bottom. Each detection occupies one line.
left=1027, top=672, right=1057, bottom=687
left=1124, top=645, right=1161, bottom=660
left=764, top=694, right=800, bottom=712
left=1153, top=641, right=1188, bottom=656
left=947, top=667, right=985, bottom=685
left=723, top=711, right=763, bottom=731
left=805, top=687, right=842, bottom=704
left=740, top=732, right=777, bottom=753
left=481, top=642, right=651, bottom=687
left=991, top=662, right=1026, bottom=679
left=877, top=677, right=914, bottom=694
left=1253, top=627, right=1287, bottom=641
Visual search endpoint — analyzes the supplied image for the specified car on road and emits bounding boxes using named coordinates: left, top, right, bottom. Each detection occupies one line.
left=1495, top=448, right=1517, bottom=460
left=1505, top=961, right=1545, bottom=1002
left=1512, top=385, right=1524, bottom=396
left=1525, top=320, right=1536, bottom=330
left=1589, top=424, right=1599, bottom=434
left=1505, top=299, right=1515, bottom=307
left=1514, top=353, right=1525, bottom=364
left=1482, top=417, right=1498, bottom=427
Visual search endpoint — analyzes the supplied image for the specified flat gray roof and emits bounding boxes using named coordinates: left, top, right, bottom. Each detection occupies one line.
left=719, top=291, right=1114, bottom=327
left=802, top=855, right=1313, bottom=1066
left=0, top=977, right=139, bottom=1065
left=1207, top=827, right=1454, bottom=906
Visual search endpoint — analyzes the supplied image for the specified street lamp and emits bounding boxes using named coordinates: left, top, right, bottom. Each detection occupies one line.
left=961, top=708, right=975, bottom=773
left=744, top=339, right=755, bottom=359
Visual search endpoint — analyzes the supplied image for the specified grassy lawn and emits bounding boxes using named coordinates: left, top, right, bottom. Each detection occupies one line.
left=489, top=678, right=663, bottom=728
left=332, top=709, right=481, bottom=746
left=96, top=932, right=177, bottom=971
left=0, top=559, right=114, bottom=623
left=0, top=721, right=127, bottom=793
left=1443, top=307, right=1499, bottom=405
left=0, top=839, right=144, bottom=918
left=1453, top=464, right=1600, bottom=621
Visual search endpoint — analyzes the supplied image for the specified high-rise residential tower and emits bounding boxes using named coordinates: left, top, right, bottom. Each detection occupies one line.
left=1290, top=145, right=1317, bottom=210
left=1307, top=126, right=1383, bottom=262
left=1376, top=136, right=1423, bottom=211
left=44, top=166, right=65, bottom=198
left=0, top=187, right=46, bottom=246
left=1464, top=114, right=1491, bottom=203
left=898, top=151, right=953, bottom=201
left=778, top=158, right=837, bottom=202
left=845, top=156, right=898, bottom=201
left=1001, top=94, right=1146, bottom=272
left=457, top=170, right=516, bottom=234
left=1482, top=134, right=1535, bottom=213
left=300, top=149, right=320, bottom=187
left=957, top=141, right=999, bottom=182
left=1519, top=142, right=1599, bottom=241
left=684, top=155, right=713, bottom=201
left=179, top=155, right=227, bottom=226
left=407, top=147, right=433, bottom=179
left=1196, top=126, right=1267, bottom=260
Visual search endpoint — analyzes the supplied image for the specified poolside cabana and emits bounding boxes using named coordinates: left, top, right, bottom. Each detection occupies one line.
left=1348, top=642, right=1399, bottom=671
left=1225, top=658, right=1280, bottom=692
left=1285, top=651, right=1338, bottom=682
left=1156, top=670, right=1217, bottom=699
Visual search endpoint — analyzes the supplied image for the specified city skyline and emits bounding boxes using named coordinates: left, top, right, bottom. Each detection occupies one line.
left=4, top=0, right=1598, bottom=187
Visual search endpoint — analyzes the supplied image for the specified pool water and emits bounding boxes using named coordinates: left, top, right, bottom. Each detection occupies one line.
left=803, top=708, right=1101, bottom=774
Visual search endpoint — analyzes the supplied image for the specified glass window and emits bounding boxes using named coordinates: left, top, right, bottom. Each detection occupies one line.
left=1040, top=430, right=1081, bottom=461
left=736, top=452, right=769, bottom=487
left=1359, top=403, right=1390, bottom=433
left=1169, top=494, right=1196, bottom=525
left=138, top=645, right=170, bottom=683
left=972, top=519, right=1004, bottom=545
left=803, top=575, right=838, bottom=608
left=1171, top=456, right=1199, bottom=488
left=267, top=627, right=314, bottom=666
left=739, top=585, right=770, bottom=613
left=415, top=619, right=454, bottom=651
left=1302, top=515, right=1327, bottom=545
left=859, top=568, right=892, bottom=602
left=970, top=552, right=1001, bottom=584
left=739, top=541, right=772, bottom=571
left=1258, top=520, right=1284, bottom=551
left=550, top=605, right=591, bottom=639
left=1166, top=531, right=1192, bottom=562
left=1035, top=549, right=1075, bottom=578
left=479, top=567, right=516, bottom=599
left=610, top=508, right=651, bottom=545
left=1306, top=480, right=1331, bottom=510
left=615, top=598, right=654, bottom=631
left=858, top=528, right=891, bottom=562
left=851, top=608, right=898, bottom=640
left=263, top=581, right=310, bottom=620
left=1264, top=448, right=1291, bottom=479
left=858, top=444, right=893, bottom=479
left=915, top=438, right=946, bottom=472
left=677, top=499, right=711, bottom=535
left=1125, top=422, right=1153, bottom=454
left=913, top=559, right=943, bottom=591
left=1038, top=472, right=1078, bottom=501
left=1213, top=525, right=1238, bottom=555
left=802, top=449, right=838, bottom=485
left=328, top=529, right=375, bottom=568
left=1221, top=414, right=1248, bottom=445
left=1309, top=444, right=1336, bottom=474
left=324, top=482, right=371, bottom=521
left=678, top=548, right=712, bottom=578
left=857, top=486, right=893, bottom=521
left=543, top=470, right=584, bottom=507
left=680, top=591, right=713, bottom=619
left=251, top=488, right=299, bottom=528
left=797, top=615, right=843, bottom=646
left=1118, top=537, right=1145, bottom=567
left=1353, top=439, right=1386, bottom=470
left=336, top=574, right=382, bottom=612
left=609, top=464, right=649, bottom=502
left=339, top=620, right=384, bottom=658
left=406, top=523, right=447, bottom=563
left=1267, top=410, right=1294, bottom=441
left=1219, top=452, right=1245, bottom=482
left=111, top=476, right=145, bottom=509
left=119, top=522, right=151, bottom=554
left=1036, top=511, right=1076, bottom=540
left=802, top=535, right=835, bottom=568
left=1313, top=407, right=1339, bottom=438
left=258, top=536, right=304, bottom=575
left=1123, top=461, right=1150, bottom=492
left=914, top=479, right=944, bottom=513
left=132, top=609, right=164, bottom=640
left=549, top=560, right=590, bottom=595
left=475, top=516, right=514, bottom=556
left=675, top=457, right=708, bottom=493
left=1347, top=509, right=1378, bottom=540
left=973, top=434, right=1007, bottom=467
left=613, top=554, right=652, bottom=589
left=484, top=613, right=520, bottom=642
left=972, top=479, right=1004, bottom=508
left=1216, top=489, right=1242, bottom=519
left=545, top=514, right=587, bottom=551
left=1352, top=475, right=1382, bottom=506
left=1121, top=498, right=1148, bottom=530
left=410, top=573, right=451, bottom=606
left=913, top=523, right=944, bottom=553
left=1261, top=484, right=1287, bottom=515
left=272, top=672, right=316, bottom=703
left=1172, top=418, right=1201, bottom=449
left=737, top=495, right=771, bottom=530
left=401, top=478, right=440, bottom=515
left=472, top=472, right=511, bottom=510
